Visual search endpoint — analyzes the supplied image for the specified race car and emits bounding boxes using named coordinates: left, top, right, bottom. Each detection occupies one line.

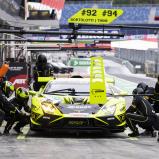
left=30, top=78, right=126, bottom=133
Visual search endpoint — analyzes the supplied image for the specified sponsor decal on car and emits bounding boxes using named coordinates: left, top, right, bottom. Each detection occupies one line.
left=69, top=113, right=90, bottom=117
left=67, top=105, right=92, bottom=109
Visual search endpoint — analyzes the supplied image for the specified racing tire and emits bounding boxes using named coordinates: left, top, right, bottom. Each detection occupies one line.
left=30, top=122, right=38, bottom=131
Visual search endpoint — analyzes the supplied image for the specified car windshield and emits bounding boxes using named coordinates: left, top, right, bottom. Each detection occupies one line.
left=44, top=79, right=118, bottom=95
left=73, top=67, right=90, bottom=75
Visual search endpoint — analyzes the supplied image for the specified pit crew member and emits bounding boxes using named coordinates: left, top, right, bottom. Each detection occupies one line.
left=126, top=87, right=156, bottom=137
left=33, top=54, right=54, bottom=91
left=0, top=81, right=15, bottom=135
left=3, top=87, right=30, bottom=134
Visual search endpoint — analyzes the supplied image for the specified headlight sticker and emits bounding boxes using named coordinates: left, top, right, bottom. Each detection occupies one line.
left=44, top=95, right=62, bottom=104
left=41, top=101, right=55, bottom=114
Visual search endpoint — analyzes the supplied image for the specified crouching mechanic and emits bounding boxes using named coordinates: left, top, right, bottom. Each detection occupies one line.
left=3, top=87, right=30, bottom=135
left=0, top=81, right=15, bottom=135
left=126, top=87, right=156, bottom=137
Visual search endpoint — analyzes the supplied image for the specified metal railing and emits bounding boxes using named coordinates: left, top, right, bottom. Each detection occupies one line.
left=115, top=47, right=159, bottom=76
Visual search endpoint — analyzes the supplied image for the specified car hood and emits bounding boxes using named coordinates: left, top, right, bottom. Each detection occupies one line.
left=41, top=95, right=123, bottom=114
left=41, top=94, right=123, bottom=104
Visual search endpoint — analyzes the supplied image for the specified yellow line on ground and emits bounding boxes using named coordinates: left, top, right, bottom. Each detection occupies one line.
left=17, top=135, right=26, bottom=140
left=17, top=125, right=30, bottom=140
left=124, top=129, right=139, bottom=141
left=128, top=137, right=139, bottom=141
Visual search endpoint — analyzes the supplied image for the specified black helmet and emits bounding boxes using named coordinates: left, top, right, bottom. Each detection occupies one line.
left=137, top=82, right=148, bottom=92
left=132, top=88, right=144, bottom=95
left=1, top=81, right=14, bottom=98
left=37, top=54, right=47, bottom=64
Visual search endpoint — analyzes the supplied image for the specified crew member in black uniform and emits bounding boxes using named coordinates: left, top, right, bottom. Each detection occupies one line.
left=0, top=85, right=5, bottom=135
left=152, top=75, right=159, bottom=113
left=33, top=54, right=54, bottom=91
left=0, top=62, right=10, bottom=134
left=0, top=81, right=15, bottom=135
left=3, top=87, right=30, bottom=134
left=0, top=80, right=4, bottom=134
left=126, top=87, right=156, bottom=137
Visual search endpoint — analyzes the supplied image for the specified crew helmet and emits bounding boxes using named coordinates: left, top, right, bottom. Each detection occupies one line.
left=37, top=54, right=47, bottom=64
left=132, top=87, right=144, bottom=95
left=1, top=81, right=14, bottom=98
left=137, top=82, right=148, bottom=92
left=15, top=87, right=29, bottom=100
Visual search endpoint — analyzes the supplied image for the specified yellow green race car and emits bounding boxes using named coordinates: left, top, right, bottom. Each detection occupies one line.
left=30, top=78, right=126, bottom=133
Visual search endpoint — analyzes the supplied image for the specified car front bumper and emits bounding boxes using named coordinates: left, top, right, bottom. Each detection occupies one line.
left=30, top=114, right=126, bottom=133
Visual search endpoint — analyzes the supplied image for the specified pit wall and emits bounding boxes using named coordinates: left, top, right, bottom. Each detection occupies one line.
left=114, top=48, right=159, bottom=77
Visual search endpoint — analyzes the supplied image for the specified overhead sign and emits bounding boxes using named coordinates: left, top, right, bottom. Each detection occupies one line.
left=68, top=8, right=123, bottom=25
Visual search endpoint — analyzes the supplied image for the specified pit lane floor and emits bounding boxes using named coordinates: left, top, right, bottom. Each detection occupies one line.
left=0, top=125, right=159, bottom=159
left=0, top=59, right=158, bottom=159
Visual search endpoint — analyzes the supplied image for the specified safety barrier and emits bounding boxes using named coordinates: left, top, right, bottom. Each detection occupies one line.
left=115, top=48, right=159, bottom=76
left=104, top=55, right=136, bottom=73
left=145, top=60, right=159, bottom=77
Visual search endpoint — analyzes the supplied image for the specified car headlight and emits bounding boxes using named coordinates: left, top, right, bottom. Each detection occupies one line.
left=41, top=102, right=55, bottom=114
left=102, top=105, right=116, bottom=115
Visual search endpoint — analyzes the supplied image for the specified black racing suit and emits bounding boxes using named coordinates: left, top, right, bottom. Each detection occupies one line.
left=4, top=98, right=31, bottom=133
left=153, top=81, right=159, bottom=113
left=0, top=78, right=6, bottom=127
left=126, top=96, right=156, bottom=133
left=0, top=107, right=4, bottom=127
left=0, top=90, right=16, bottom=128
left=33, top=63, right=54, bottom=91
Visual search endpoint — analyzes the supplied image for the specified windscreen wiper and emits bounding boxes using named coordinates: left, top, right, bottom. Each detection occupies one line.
left=45, top=88, right=89, bottom=95
left=45, top=88, right=75, bottom=94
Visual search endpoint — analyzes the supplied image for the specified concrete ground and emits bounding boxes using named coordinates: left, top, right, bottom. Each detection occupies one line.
left=0, top=58, right=159, bottom=159
left=0, top=127, right=159, bottom=159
